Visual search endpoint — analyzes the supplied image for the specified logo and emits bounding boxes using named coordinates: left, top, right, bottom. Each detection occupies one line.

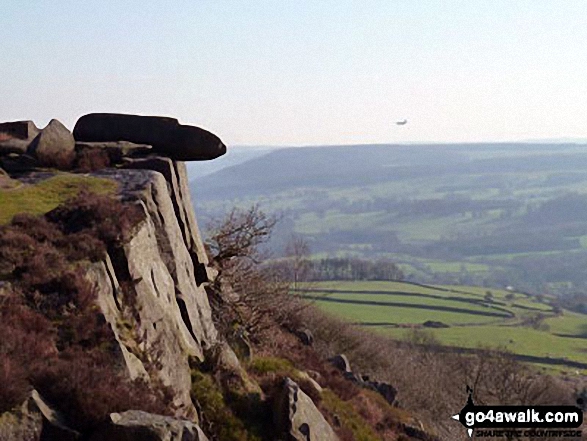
left=451, top=386, right=583, bottom=438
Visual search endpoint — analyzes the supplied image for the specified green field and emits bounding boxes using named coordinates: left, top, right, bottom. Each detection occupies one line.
left=193, top=143, right=587, bottom=295
left=304, top=281, right=587, bottom=373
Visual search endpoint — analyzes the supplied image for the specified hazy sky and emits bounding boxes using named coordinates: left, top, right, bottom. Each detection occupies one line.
left=2, top=1, right=587, bottom=146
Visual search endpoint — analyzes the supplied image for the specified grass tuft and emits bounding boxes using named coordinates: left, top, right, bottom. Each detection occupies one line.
left=0, top=174, right=117, bottom=225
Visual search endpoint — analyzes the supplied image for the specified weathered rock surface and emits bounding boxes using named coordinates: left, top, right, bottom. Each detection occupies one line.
left=75, top=140, right=152, bottom=163
left=86, top=167, right=218, bottom=419
left=0, top=138, right=32, bottom=155
left=328, top=354, right=351, bottom=373
left=0, top=120, right=39, bottom=140
left=274, top=378, right=338, bottom=441
left=122, top=157, right=214, bottom=284
left=329, top=354, right=399, bottom=405
left=0, top=390, right=80, bottom=441
left=295, top=328, right=314, bottom=346
left=30, top=390, right=80, bottom=441
left=0, top=121, right=40, bottom=155
left=28, top=119, right=75, bottom=169
left=0, top=393, right=43, bottom=441
left=0, top=153, right=39, bottom=173
left=73, top=113, right=226, bottom=161
left=89, top=410, right=209, bottom=441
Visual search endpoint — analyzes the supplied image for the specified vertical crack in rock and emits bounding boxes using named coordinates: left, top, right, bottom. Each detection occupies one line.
left=171, top=161, right=211, bottom=286
left=121, top=161, right=218, bottom=349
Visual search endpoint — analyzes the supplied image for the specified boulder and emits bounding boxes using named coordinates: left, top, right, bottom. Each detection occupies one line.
left=227, top=327, right=253, bottom=361
left=295, top=329, right=314, bottom=346
left=0, top=390, right=80, bottom=441
left=205, top=342, right=261, bottom=397
left=274, top=378, right=338, bottom=441
left=328, top=354, right=351, bottom=373
left=73, top=113, right=226, bottom=161
left=89, top=411, right=209, bottom=441
left=371, top=381, right=397, bottom=405
left=0, top=120, right=39, bottom=140
left=0, top=139, right=31, bottom=155
left=0, top=153, right=39, bottom=173
left=295, top=371, right=323, bottom=396
left=28, top=119, right=75, bottom=169
left=0, top=121, right=40, bottom=155
left=30, top=390, right=80, bottom=441
left=0, top=393, right=43, bottom=441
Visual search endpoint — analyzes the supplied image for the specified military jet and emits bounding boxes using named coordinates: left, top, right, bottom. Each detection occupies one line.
left=396, top=119, right=408, bottom=125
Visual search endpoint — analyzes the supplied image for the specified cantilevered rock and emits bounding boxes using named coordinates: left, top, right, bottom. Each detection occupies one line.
left=73, top=113, right=226, bottom=161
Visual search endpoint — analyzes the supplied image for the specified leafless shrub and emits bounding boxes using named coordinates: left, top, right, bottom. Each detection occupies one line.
left=205, top=205, right=309, bottom=339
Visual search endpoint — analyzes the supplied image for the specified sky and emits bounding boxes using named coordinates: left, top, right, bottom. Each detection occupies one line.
left=2, top=1, right=587, bottom=146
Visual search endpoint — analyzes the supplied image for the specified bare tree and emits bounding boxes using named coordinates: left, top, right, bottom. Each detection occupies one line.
left=284, top=235, right=312, bottom=291
left=206, top=204, right=277, bottom=268
left=205, top=205, right=306, bottom=339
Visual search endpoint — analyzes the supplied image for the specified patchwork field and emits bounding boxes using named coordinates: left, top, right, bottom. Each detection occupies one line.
left=301, top=281, right=587, bottom=373
left=192, top=143, right=587, bottom=295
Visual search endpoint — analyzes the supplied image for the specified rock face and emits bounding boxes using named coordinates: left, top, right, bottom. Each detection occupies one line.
left=86, top=167, right=218, bottom=419
left=90, top=410, right=209, bottom=441
left=75, top=140, right=152, bottom=163
left=121, top=157, right=214, bottom=284
left=0, top=113, right=343, bottom=441
left=73, top=113, right=226, bottom=161
left=275, top=378, right=338, bottom=441
left=28, top=119, right=75, bottom=169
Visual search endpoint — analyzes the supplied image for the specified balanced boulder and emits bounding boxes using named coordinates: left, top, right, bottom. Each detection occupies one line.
left=73, top=113, right=226, bottom=161
left=28, top=119, right=75, bottom=169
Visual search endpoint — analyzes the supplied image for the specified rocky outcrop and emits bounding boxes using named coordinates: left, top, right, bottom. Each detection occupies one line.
left=0, top=120, right=40, bottom=140
left=329, top=354, right=398, bottom=406
left=0, top=113, right=341, bottom=441
left=75, top=140, right=152, bottom=163
left=89, top=411, right=209, bottom=441
left=275, top=378, right=338, bottom=441
left=86, top=167, right=218, bottom=419
left=122, top=157, right=214, bottom=284
left=0, top=121, right=39, bottom=155
left=0, top=390, right=80, bottom=441
left=0, top=393, right=43, bottom=441
left=28, top=119, right=75, bottom=169
left=328, top=354, right=351, bottom=373
left=295, top=329, right=314, bottom=346
left=73, top=113, right=226, bottom=161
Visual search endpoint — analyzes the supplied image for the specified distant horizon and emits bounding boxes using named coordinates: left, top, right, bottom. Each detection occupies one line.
left=228, top=137, right=587, bottom=149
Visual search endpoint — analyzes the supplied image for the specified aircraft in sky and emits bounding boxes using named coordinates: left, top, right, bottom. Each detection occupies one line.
left=396, top=119, right=408, bottom=126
